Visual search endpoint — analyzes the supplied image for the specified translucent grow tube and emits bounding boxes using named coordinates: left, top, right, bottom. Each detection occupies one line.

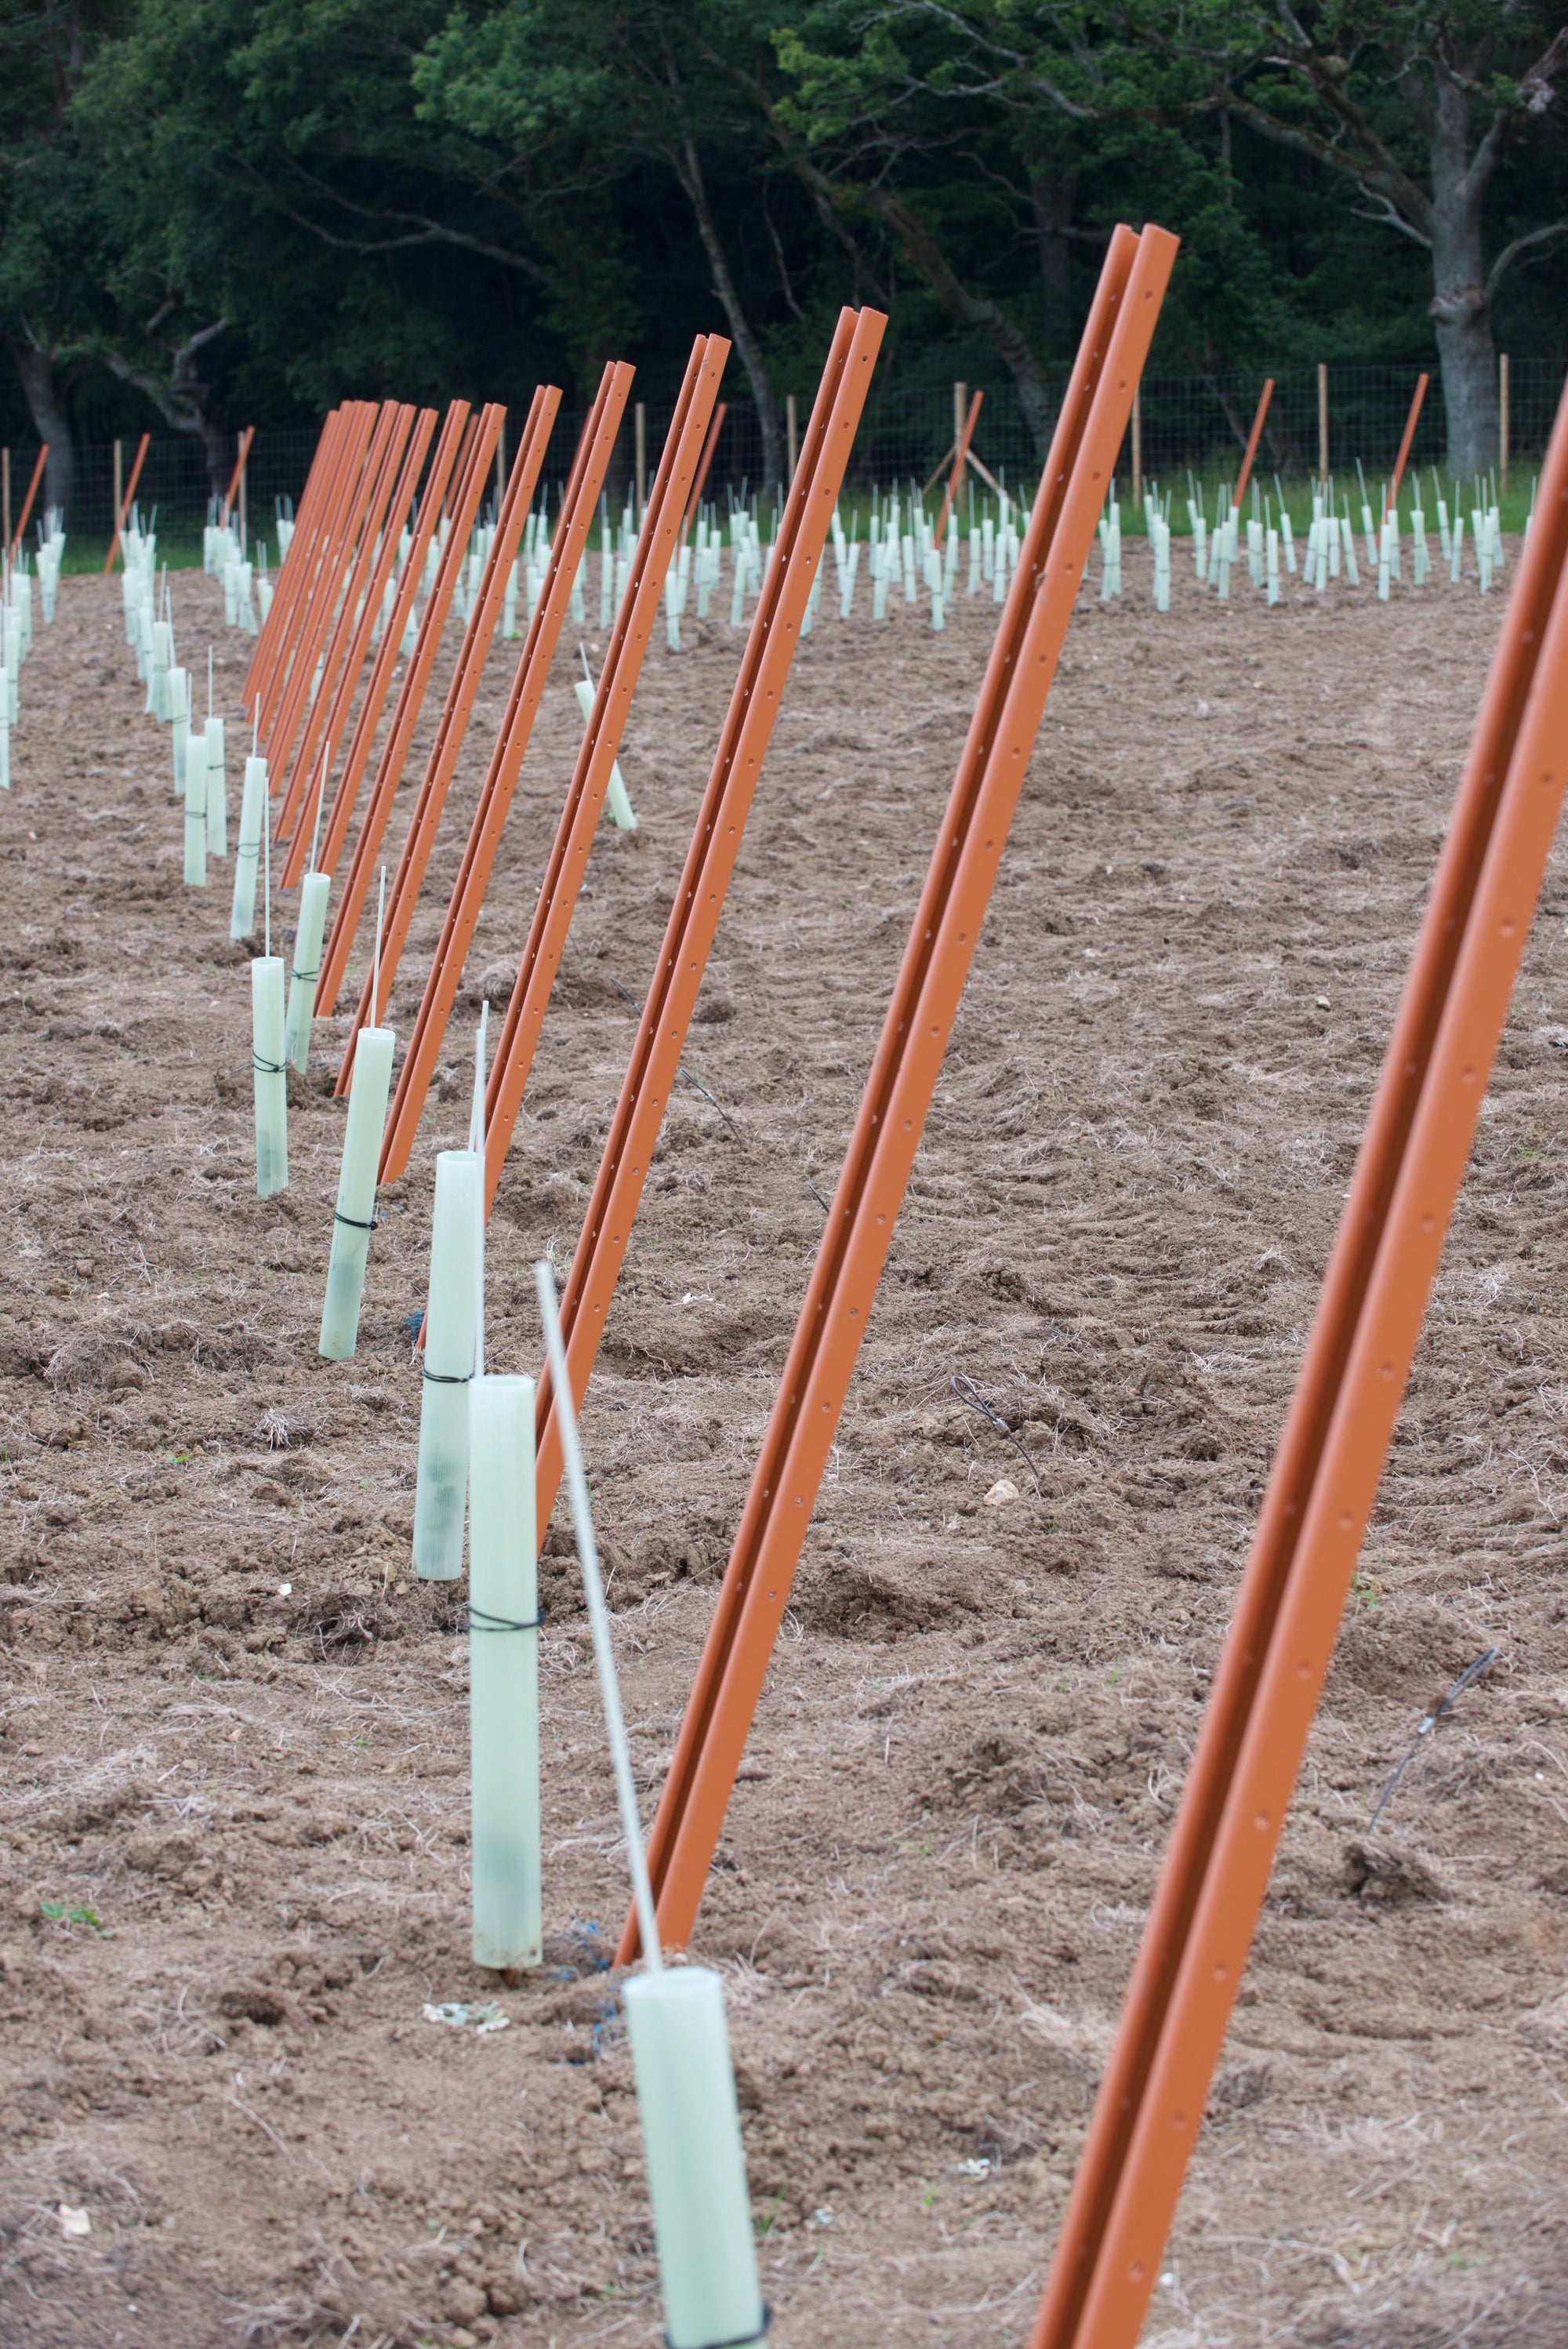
left=205, top=717, right=227, bottom=859
left=283, top=871, right=329, bottom=1072
left=318, top=1024, right=394, bottom=1359
left=183, top=731, right=208, bottom=887
left=252, top=957, right=288, bottom=1196
left=230, top=754, right=267, bottom=942
left=468, top=1371, right=540, bottom=1970
left=412, top=1149, right=481, bottom=1579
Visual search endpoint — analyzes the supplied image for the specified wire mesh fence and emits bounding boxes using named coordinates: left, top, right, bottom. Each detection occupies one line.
left=9, top=357, right=1561, bottom=560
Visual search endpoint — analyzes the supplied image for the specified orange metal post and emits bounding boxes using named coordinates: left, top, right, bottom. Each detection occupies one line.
left=222, top=427, right=255, bottom=528
left=683, top=399, right=727, bottom=531
left=620, top=228, right=1175, bottom=1970
left=262, top=402, right=392, bottom=771
left=1232, top=376, right=1274, bottom=510
left=317, top=401, right=510, bottom=1022
left=374, top=361, right=633, bottom=1171
left=1386, top=372, right=1430, bottom=517
left=482, top=337, right=730, bottom=1213
left=9, top=445, right=49, bottom=558
left=935, top=390, right=983, bottom=547
left=252, top=404, right=375, bottom=733
left=103, top=432, right=151, bottom=573
left=311, top=402, right=466, bottom=890
left=333, top=390, right=559, bottom=1092
left=243, top=406, right=350, bottom=707
left=526, top=303, right=886, bottom=1555
left=278, top=405, right=437, bottom=887
left=1028, top=372, right=1568, bottom=2349
left=273, top=405, right=416, bottom=850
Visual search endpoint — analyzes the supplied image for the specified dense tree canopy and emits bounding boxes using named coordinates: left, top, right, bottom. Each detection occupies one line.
left=1, top=0, right=1564, bottom=487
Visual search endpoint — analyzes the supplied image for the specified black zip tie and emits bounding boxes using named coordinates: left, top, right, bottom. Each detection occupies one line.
left=252, top=1053, right=286, bottom=1075
left=469, top=1604, right=546, bottom=1633
left=422, top=1365, right=473, bottom=1385
left=334, top=1209, right=380, bottom=1233
left=664, top=2312, right=771, bottom=2349
left=950, top=1371, right=1042, bottom=1494
left=1368, top=1645, right=1501, bottom=1832
left=292, top=964, right=321, bottom=984
left=806, top=1178, right=831, bottom=1213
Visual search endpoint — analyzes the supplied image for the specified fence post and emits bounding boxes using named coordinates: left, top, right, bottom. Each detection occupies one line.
left=113, top=441, right=123, bottom=546
left=2, top=451, right=9, bottom=554
left=1131, top=383, right=1142, bottom=508
left=635, top=401, right=646, bottom=517
left=953, top=379, right=967, bottom=458
left=1318, top=362, right=1329, bottom=483
left=786, top=393, right=799, bottom=485
left=495, top=419, right=506, bottom=517
left=1500, top=353, right=1510, bottom=490
left=238, top=439, right=248, bottom=551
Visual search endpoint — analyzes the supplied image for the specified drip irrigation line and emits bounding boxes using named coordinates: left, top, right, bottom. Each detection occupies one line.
left=1367, top=1646, right=1501, bottom=1832
left=949, top=1371, right=1041, bottom=1494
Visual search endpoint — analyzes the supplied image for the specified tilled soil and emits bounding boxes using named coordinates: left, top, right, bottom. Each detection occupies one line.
left=0, top=546, right=1565, bottom=2349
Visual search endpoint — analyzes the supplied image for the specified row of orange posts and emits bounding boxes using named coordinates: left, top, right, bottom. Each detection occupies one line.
left=236, top=256, right=1568, bottom=2344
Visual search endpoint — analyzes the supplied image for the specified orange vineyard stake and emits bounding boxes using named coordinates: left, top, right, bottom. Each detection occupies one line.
left=1232, top=376, right=1274, bottom=510
left=1028, top=362, right=1568, bottom=2349
left=332, top=390, right=555, bottom=1084
left=222, top=427, right=255, bottom=528
left=375, top=361, right=633, bottom=1171
left=278, top=403, right=433, bottom=881
left=250, top=404, right=369, bottom=732
left=244, top=405, right=354, bottom=710
left=527, top=303, right=885, bottom=1548
left=311, top=402, right=468, bottom=890
left=103, top=432, right=151, bottom=573
left=482, top=336, right=730, bottom=1214
left=256, top=404, right=376, bottom=735
left=683, top=399, right=727, bottom=531
left=935, top=390, right=982, bottom=547
left=273, top=404, right=416, bottom=848
left=263, top=402, right=393, bottom=771
left=1387, top=372, right=1430, bottom=517
left=317, top=401, right=508, bottom=1022
left=619, top=229, right=1174, bottom=1970
left=9, top=444, right=48, bottom=558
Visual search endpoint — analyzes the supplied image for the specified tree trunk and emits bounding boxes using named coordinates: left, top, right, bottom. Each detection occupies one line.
left=1029, top=168, right=1078, bottom=352
left=870, top=191, right=1056, bottom=458
left=11, top=343, right=75, bottom=523
left=670, top=138, right=783, bottom=489
left=1427, top=88, right=1497, bottom=479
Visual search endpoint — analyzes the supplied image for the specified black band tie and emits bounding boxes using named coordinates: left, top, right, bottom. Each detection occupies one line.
left=468, top=1604, right=546, bottom=1634
left=421, top=1364, right=472, bottom=1385
left=664, top=2312, right=771, bottom=2349
left=292, top=965, right=321, bottom=984
left=253, top=1052, right=286, bottom=1075
left=335, top=1208, right=380, bottom=1233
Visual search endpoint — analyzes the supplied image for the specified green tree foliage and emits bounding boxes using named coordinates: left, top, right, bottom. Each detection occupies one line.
left=0, top=0, right=1563, bottom=486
